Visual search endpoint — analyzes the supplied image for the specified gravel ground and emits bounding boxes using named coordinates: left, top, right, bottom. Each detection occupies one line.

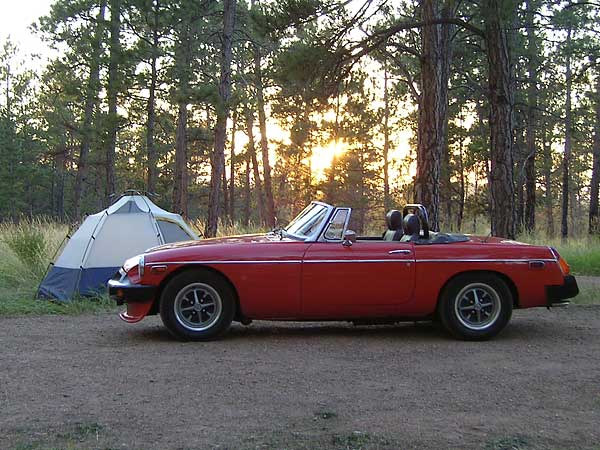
left=1, top=306, right=599, bottom=450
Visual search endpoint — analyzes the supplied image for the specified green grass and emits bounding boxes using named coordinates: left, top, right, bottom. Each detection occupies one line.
left=0, top=219, right=117, bottom=317
left=571, top=286, right=599, bottom=305
left=1, top=218, right=599, bottom=317
left=483, top=435, right=529, bottom=450
left=11, top=421, right=112, bottom=450
left=518, top=234, right=600, bottom=276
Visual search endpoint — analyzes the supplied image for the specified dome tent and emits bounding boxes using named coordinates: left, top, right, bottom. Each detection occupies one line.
left=37, top=193, right=198, bottom=301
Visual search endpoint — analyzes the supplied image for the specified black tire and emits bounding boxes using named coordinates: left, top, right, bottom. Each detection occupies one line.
left=438, top=272, right=513, bottom=341
left=159, top=269, right=235, bottom=341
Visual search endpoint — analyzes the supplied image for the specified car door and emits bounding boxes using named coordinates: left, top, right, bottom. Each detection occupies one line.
left=300, top=212, right=415, bottom=318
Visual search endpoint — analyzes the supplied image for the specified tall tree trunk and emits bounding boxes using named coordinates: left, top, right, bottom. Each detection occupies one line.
left=245, top=108, right=266, bottom=222
left=542, top=127, right=554, bottom=235
left=172, top=19, right=191, bottom=216
left=173, top=102, right=188, bottom=215
left=73, top=0, right=106, bottom=217
left=515, top=129, right=525, bottom=234
left=250, top=0, right=276, bottom=227
left=415, top=0, right=450, bottom=232
left=105, top=0, right=121, bottom=202
left=524, top=0, right=538, bottom=233
left=383, top=54, right=391, bottom=212
left=53, top=140, right=67, bottom=219
left=222, top=155, right=229, bottom=221
left=440, top=1, right=455, bottom=229
left=457, top=128, right=465, bottom=231
left=484, top=0, right=516, bottom=239
left=229, top=113, right=237, bottom=221
left=254, top=47, right=276, bottom=228
left=590, top=66, right=600, bottom=234
left=205, top=0, right=236, bottom=237
left=146, top=0, right=160, bottom=194
left=243, top=156, right=251, bottom=226
left=561, top=26, right=572, bottom=239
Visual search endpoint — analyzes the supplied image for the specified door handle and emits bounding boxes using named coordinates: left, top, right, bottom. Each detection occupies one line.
left=388, top=249, right=412, bottom=255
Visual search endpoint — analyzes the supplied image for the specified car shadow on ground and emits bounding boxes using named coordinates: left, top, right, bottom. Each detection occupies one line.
left=227, top=320, right=446, bottom=341
left=119, top=320, right=487, bottom=344
left=115, top=312, right=579, bottom=345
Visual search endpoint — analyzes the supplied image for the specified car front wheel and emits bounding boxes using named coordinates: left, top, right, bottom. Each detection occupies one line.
left=438, top=273, right=513, bottom=340
left=159, top=270, right=235, bottom=341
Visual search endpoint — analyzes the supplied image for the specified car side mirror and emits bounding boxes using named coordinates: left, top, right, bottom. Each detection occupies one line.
left=342, top=230, right=356, bottom=247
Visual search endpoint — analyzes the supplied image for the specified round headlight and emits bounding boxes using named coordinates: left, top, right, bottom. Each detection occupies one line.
left=123, top=255, right=139, bottom=273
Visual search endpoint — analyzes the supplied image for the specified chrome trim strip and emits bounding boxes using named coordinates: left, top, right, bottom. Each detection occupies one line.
left=415, top=258, right=558, bottom=263
left=148, top=260, right=302, bottom=265
left=304, top=259, right=411, bottom=263
left=147, top=258, right=558, bottom=266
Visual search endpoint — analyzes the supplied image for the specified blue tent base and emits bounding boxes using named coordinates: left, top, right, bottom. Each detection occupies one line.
left=37, top=266, right=120, bottom=301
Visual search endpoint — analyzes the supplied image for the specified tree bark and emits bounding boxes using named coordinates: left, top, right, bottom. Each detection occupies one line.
left=229, top=113, right=237, bottom=220
left=172, top=18, right=192, bottom=217
left=415, top=0, right=449, bottom=232
left=245, top=108, right=266, bottom=222
left=53, top=140, right=67, bottom=219
left=484, top=0, right=516, bottom=239
left=146, top=0, right=159, bottom=194
left=457, top=126, right=465, bottom=231
left=73, top=0, right=106, bottom=217
left=105, top=0, right=121, bottom=202
left=561, top=26, right=572, bottom=239
left=589, top=65, right=600, bottom=234
left=254, top=46, right=277, bottom=228
left=243, top=157, right=251, bottom=226
left=205, top=0, right=236, bottom=237
left=383, top=54, right=391, bottom=212
left=542, top=126, right=554, bottom=235
left=440, top=1, right=454, bottom=229
left=524, top=0, right=538, bottom=233
left=515, top=128, right=525, bottom=233
left=222, top=153, right=229, bottom=221
left=173, top=102, right=188, bottom=216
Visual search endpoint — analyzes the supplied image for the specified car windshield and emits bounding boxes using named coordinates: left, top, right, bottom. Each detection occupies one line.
left=284, top=203, right=330, bottom=239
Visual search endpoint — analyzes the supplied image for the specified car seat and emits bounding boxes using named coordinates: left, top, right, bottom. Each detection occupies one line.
left=400, top=213, right=421, bottom=242
left=382, top=210, right=404, bottom=241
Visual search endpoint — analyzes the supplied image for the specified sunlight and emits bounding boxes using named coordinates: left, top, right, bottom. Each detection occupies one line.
left=310, top=140, right=348, bottom=181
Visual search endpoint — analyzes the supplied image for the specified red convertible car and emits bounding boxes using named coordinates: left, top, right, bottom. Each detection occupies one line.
left=109, top=202, right=578, bottom=341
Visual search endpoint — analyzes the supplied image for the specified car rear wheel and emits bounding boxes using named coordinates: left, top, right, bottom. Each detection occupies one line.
left=159, top=270, right=235, bottom=341
left=438, top=273, right=513, bottom=340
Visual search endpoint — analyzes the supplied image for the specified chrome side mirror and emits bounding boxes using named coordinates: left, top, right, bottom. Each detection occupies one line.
left=342, top=230, right=356, bottom=247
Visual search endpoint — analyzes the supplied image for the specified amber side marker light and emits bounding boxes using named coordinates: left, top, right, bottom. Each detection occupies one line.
left=558, top=257, right=571, bottom=275
left=551, top=247, right=571, bottom=275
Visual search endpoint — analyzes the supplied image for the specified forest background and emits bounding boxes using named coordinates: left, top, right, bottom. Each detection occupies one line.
left=1, top=0, right=600, bottom=240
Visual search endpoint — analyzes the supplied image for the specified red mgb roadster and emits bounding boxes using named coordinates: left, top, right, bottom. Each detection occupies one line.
left=109, top=202, right=578, bottom=341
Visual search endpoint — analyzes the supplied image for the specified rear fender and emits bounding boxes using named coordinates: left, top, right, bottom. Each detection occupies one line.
left=436, top=270, right=520, bottom=312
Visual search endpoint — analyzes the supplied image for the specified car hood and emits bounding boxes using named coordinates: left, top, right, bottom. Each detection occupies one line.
left=146, top=233, right=284, bottom=253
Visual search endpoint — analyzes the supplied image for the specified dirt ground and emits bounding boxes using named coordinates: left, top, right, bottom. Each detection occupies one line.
left=1, top=306, right=600, bottom=450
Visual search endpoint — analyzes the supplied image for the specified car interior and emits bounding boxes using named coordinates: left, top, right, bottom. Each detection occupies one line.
left=358, top=204, right=469, bottom=245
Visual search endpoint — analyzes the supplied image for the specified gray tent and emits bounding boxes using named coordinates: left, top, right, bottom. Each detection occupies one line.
left=38, top=194, right=198, bottom=300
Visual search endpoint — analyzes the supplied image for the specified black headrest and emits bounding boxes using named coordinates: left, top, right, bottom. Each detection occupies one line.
left=403, top=213, right=420, bottom=236
left=386, top=210, right=403, bottom=230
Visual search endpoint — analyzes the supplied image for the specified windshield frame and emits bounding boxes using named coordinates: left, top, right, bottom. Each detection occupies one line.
left=283, top=201, right=334, bottom=241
